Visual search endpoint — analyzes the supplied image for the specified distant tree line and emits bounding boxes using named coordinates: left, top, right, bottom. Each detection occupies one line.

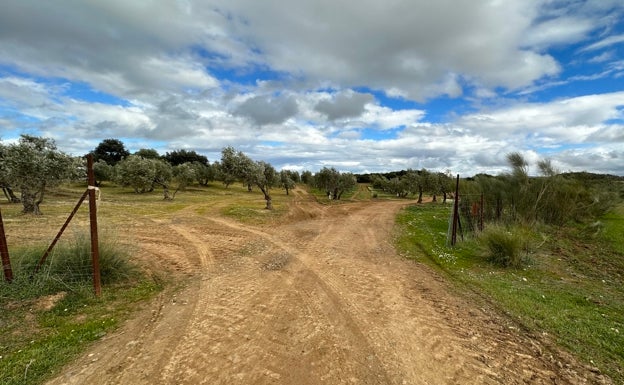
left=364, top=169, right=454, bottom=203
left=0, top=136, right=360, bottom=213
left=6, top=136, right=618, bottom=218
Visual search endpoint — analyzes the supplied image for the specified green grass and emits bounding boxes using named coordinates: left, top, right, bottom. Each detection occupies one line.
left=602, top=204, right=624, bottom=255
left=0, top=279, right=159, bottom=385
left=396, top=202, right=624, bottom=383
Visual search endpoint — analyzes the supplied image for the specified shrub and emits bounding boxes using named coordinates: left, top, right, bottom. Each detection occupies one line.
left=479, top=225, right=529, bottom=268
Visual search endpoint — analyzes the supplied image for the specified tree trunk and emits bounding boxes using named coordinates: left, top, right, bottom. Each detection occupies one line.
left=264, top=191, right=273, bottom=209
left=163, top=186, right=172, bottom=200
left=3, top=187, right=20, bottom=203
left=259, top=186, right=273, bottom=210
left=432, top=193, right=437, bottom=202
left=417, top=189, right=423, bottom=203
left=21, top=189, right=43, bottom=215
left=442, top=192, right=447, bottom=203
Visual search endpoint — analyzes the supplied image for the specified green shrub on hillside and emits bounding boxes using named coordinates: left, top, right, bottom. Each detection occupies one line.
left=479, top=225, right=530, bottom=268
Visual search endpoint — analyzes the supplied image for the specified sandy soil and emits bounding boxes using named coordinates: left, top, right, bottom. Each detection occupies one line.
left=46, top=189, right=610, bottom=385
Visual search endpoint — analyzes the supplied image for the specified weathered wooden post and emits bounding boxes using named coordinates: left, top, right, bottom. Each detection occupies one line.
left=86, top=154, right=101, bottom=296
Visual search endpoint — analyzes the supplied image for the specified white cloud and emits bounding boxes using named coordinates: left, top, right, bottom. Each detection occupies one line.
left=361, top=106, right=425, bottom=130
left=582, top=34, right=624, bottom=51
left=207, top=0, right=561, bottom=98
left=1, top=0, right=623, bottom=177
left=458, top=92, right=624, bottom=143
left=522, top=17, right=594, bottom=48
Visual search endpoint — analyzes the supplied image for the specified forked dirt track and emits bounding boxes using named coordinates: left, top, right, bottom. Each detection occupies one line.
left=47, top=190, right=609, bottom=385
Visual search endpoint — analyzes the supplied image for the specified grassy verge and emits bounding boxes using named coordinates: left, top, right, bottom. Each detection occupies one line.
left=396, top=202, right=624, bottom=383
left=0, top=233, right=161, bottom=385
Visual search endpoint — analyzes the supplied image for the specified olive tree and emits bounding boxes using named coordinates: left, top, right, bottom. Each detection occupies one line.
left=301, top=170, right=313, bottom=185
left=251, top=161, right=279, bottom=209
left=219, top=146, right=258, bottom=191
left=219, top=147, right=279, bottom=209
left=93, top=159, right=114, bottom=186
left=279, top=170, right=297, bottom=195
left=219, top=146, right=247, bottom=188
left=315, top=167, right=356, bottom=200
left=435, top=172, right=454, bottom=203
left=0, top=135, right=74, bottom=214
left=167, top=162, right=196, bottom=199
left=0, top=143, right=20, bottom=203
left=191, top=161, right=215, bottom=186
left=115, top=155, right=161, bottom=193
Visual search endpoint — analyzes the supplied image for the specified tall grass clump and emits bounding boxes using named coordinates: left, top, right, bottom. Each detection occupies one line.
left=2, top=230, right=137, bottom=300
left=478, top=225, right=530, bottom=268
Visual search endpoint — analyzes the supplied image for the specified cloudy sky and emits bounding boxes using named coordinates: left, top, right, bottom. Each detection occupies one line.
left=1, top=0, right=623, bottom=176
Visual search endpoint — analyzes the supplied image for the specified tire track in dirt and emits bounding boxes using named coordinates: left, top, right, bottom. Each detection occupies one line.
left=295, top=202, right=500, bottom=384
left=204, top=206, right=495, bottom=384
left=158, top=224, right=216, bottom=384
left=45, top=218, right=212, bottom=385
left=184, top=214, right=395, bottom=384
left=47, top=194, right=611, bottom=385
left=203, top=200, right=607, bottom=384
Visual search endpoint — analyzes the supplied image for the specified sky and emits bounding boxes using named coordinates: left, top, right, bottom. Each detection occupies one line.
left=1, top=0, right=623, bottom=176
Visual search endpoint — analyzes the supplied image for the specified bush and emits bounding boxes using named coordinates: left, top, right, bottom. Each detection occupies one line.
left=479, top=225, right=529, bottom=268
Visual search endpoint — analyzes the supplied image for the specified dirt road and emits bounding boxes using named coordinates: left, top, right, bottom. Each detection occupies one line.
left=46, top=191, right=609, bottom=384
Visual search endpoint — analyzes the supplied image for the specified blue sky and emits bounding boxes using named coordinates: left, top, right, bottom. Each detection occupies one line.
left=1, top=0, right=623, bottom=176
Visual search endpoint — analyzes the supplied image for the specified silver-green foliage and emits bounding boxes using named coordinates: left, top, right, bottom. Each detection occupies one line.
left=0, top=135, right=74, bottom=214
left=114, top=155, right=161, bottom=193
left=314, top=167, right=356, bottom=200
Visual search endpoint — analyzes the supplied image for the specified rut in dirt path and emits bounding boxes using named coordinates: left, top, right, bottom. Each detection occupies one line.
left=46, top=198, right=610, bottom=385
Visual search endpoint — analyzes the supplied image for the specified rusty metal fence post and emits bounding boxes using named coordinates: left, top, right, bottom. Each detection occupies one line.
left=451, top=174, right=460, bottom=246
left=86, top=154, right=101, bottom=297
left=0, top=206, right=13, bottom=283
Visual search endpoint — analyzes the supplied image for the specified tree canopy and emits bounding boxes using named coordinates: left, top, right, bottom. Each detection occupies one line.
left=163, top=149, right=208, bottom=166
left=92, top=138, right=130, bottom=166
left=219, top=147, right=279, bottom=209
left=0, top=135, right=75, bottom=214
left=314, top=167, right=356, bottom=200
left=134, top=148, right=161, bottom=160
